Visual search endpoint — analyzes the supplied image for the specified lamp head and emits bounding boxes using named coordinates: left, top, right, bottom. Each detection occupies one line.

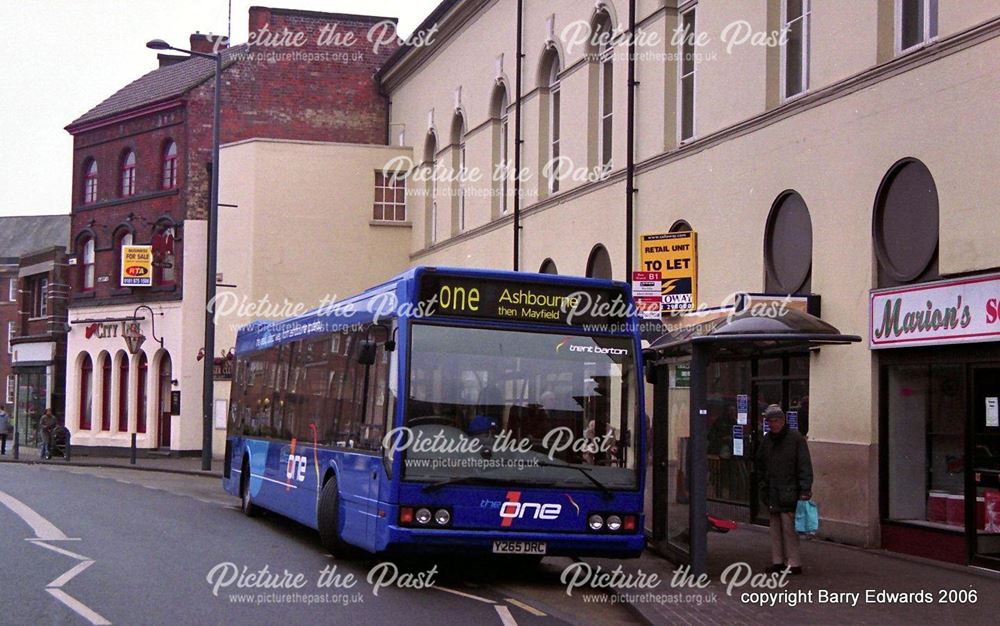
left=146, top=39, right=171, bottom=51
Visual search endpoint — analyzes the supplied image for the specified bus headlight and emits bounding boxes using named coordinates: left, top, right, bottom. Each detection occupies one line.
left=606, top=515, right=623, bottom=531
left=415, top=508, right=433, bottom=525
left=588, top=514, right=604, bottom=531
left=434, top=509, right=451, bottom=526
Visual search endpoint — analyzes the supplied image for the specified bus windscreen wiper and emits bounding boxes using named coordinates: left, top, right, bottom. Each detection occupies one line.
left=536, top=460, right=614, bottom=500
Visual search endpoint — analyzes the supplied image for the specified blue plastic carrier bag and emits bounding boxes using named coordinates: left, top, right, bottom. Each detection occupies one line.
left=795, top=500, right=819, bottom=534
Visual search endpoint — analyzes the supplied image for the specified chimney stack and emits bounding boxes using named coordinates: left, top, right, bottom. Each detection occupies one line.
left=158, top=53, right=187, bottom=68
left=190, top=31, right=227, bottom=55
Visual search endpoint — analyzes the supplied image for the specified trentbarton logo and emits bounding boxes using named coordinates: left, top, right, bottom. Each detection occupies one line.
left=555, top=337, right=572, bottom=352
left=499, top=491, right=562, bottom=527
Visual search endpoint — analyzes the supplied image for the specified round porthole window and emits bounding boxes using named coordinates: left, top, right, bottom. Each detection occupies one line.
left=873, top=159, right=939, bottom=283
left=764, top=191, right=812, bottom=294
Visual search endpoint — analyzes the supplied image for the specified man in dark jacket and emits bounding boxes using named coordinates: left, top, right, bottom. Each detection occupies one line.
left=756, top=404, right=813, bottom=575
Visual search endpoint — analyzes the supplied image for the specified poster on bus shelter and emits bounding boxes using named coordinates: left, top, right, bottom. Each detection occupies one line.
left=639, top=231, right=698, bottom=313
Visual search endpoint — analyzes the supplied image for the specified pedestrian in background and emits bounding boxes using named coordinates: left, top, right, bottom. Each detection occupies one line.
left=0, top=407, right=10, bottom=455
left=756, top=404, right=813, bottom=575
left=39, top=408, right=57, bottom=460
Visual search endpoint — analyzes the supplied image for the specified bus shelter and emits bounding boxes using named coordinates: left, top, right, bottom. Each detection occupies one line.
left=642, top=307, right=860, bottom=575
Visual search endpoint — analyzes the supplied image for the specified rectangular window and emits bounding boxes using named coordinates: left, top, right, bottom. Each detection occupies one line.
left=549, top=84, right=561, bottom=193
left=7, top=322, right=13, bottom=354
left=781, top=0, right=810, bottom=100
left=499, top=115, right=509, bottom=214
left=678, top=6, right=697, bottom=142
left=458, top=142, right=466, bottom=231
left=30, top=277, right=48, bottom=318
left=897, top=0, right=938, bottom=54
left=373, top=172, right=406, bottom=222
left=8, top=277, right=15, bottom=301
left=599, top=49, right=614, bottom=169
left=5, top=375, right=14, bottom=405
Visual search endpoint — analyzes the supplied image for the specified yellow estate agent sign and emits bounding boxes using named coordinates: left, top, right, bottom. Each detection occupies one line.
left=639, top=231, right=698, bottom=313
left=121, top=245, right=153, bottom=287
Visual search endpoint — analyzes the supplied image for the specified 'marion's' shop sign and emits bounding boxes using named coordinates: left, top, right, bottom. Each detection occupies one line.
left=870, top=274, right=1000, bottom=349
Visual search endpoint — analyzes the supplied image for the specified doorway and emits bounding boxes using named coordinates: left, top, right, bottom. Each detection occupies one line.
left=157, top=353, right=172, bottom=449
left=971, top=366, right=1000, bottom=567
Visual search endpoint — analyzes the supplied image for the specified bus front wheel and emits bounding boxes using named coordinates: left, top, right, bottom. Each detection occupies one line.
left=240, top=458, right=259, bottom=517
left=318, top=476, right=354, bottom=557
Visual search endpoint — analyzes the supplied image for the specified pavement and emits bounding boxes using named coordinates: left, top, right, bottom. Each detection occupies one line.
left=3, top=448, right=999, bottom=624
left=0, top=444, right=224, bottom=477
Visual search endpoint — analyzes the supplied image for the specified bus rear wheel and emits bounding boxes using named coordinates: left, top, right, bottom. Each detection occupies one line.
left=318, top=476, right=355, bottom=557
left=240, top=458, right=259, bottom=517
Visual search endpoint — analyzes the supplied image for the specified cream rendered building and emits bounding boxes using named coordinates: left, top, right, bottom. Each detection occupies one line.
left=373, top=0, right=1000, bottom=566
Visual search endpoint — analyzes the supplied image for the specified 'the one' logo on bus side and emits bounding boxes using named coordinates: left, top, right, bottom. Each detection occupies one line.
left=286, top=454, right=307, bottom=482
left=499, top=491, right=561, bottom=526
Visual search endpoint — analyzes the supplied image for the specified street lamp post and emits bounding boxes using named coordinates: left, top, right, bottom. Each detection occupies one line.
left=147, top=39, right=221, bottom=471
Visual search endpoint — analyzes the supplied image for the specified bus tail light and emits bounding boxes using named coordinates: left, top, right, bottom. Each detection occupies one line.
left=623, top=515, right=637, bottom=531
left=400, top=507, right=414, bottom=525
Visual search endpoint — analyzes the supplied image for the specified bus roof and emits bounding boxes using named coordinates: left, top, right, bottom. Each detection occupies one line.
left=234, top=266, right=631, bottom=354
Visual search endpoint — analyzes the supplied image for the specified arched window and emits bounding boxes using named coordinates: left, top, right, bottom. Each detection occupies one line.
left=152, top=222, right=177, bottom=286
left=539, top=258, right=559, bottom=275
left=873, top=158, right=939, bottom=287
left=491, top=84, right=511, bottom=216
left=425, top=131, right=438, bottom=245
left=79, top=236, right=96, bottom=291
left=586, top=244, right=613, bottom=279
left=452, top=112, right=467, bottom=233
left=116, top=351, right=129, bottom=432
left=79, top=354, right=93, bottom=430
left=100, top=352, right=112, bottom=431
left=121, top=150, right=136, bottom=197
left=593, top=11, right=614, bottom=170
left=83, top=159, right=98, bottom=204
left=114, top=229, right=134, bottom=287
left=162, top=141, right=178, bottom=189
left=764, top=191, right=813, bottom=294
left=540, top=49, right=562, bottom=195
left=136, top=352, right=148, bottom=434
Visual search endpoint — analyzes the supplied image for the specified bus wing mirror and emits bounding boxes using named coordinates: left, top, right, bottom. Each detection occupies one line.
left=644, top=364, right=657, bottom=385
left=358, top=340, right=377, bottom=365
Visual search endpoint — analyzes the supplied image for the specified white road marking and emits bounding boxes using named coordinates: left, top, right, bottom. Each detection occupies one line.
left=0, top=490, right=69, bottom=540
left=432, top=585, right=497, bottom=604
left=494, top=604, right=519, bottom=626
left=46, top=589, right=111, bottom=626
left=48, top=560, right=95, bottom=588
left=28, top=540, right=90, bottom=561
left=505, top=598, right=547, bottom=617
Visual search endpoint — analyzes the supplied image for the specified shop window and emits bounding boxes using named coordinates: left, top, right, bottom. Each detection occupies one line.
left=896, top=0, right=938, bottom=54
left=678, top=5, right=697, bottom=142
left=539, top=258, right=558, bottom=275
left=586, top=244, right=613, bottom=279
left=79, top=354, right=93, bottom=430
left=886, top=364, right=963, bottom=526
left=117, top=352, right=129, bottom=432
left=781, top=0, right=810, bottom=100
left=83, top=159, right=98, bottom=204
left=873, top=158, right=939, bottom=288
left=136, top=352, right=148, bottom=433
left=764, top=191, right=813, bottom=294
left=121, top=150, right=136, bottom=197
left=162, top=140, right=178, bottom=189
left=373, top=172, right=406, bottom=222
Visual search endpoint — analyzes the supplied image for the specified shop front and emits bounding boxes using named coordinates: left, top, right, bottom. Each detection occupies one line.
left=10, top=340, right=61, bottom=448
left=872, top=274, right=1000, bottom=569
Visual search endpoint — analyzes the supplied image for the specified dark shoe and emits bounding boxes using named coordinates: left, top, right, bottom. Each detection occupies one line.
left=764, top=564, right=786, bottom=574
left=789, top=566, right=803, bottom=575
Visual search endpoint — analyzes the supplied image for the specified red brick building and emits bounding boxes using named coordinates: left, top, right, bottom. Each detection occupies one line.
left=63, top=7, right=398, bottom=453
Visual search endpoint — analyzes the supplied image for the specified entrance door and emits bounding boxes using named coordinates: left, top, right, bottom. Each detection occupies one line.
left=158, top=354, right=172, bottom=448
left=971, top=366, right=1000, bottom=567
left=15, top=368, right=47, bottom=446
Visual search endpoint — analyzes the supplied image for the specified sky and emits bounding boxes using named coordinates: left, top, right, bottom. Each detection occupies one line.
left=0, top=0, right=439, bottom=218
